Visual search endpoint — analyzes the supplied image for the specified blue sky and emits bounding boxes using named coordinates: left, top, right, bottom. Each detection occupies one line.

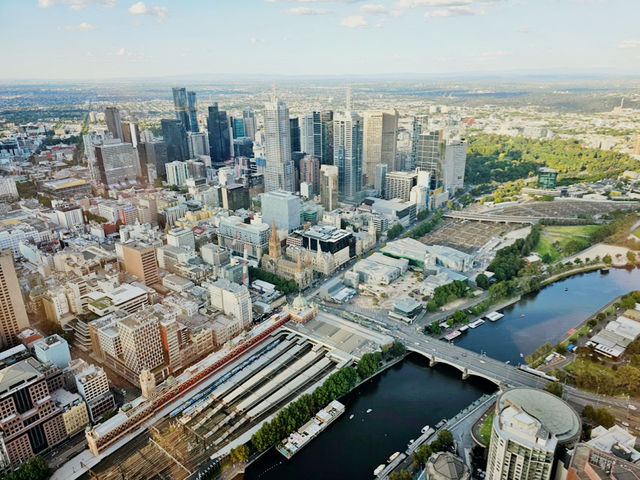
left=1, top=0, right=639, bottom=79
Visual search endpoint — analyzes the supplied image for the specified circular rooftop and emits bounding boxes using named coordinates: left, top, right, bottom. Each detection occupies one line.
left=291, top=294, right=309, bottom=310
left=497, top=388, right=581, bottom=444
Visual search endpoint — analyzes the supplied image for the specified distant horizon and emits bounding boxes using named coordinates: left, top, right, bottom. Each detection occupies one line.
left=2, top=1, right=639, bottom=81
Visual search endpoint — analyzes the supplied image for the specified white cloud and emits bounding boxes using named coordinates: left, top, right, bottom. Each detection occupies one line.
left=115, top=47, right=130, bottom=56
left=66, top=0, right=117, bottom=9
left=424, top=5, right=480, bottom=17
left=477, top=50, right=509, bottom=57
left=38, top=0, right=55, bottom=7
left=395, top=0, right=472, bottom=8
left=265, top=0, right=358, bottom=3
left=340, top=15, right=367, bottom=27
left=360, top=3, right=387, bottom=13
left=61, top=21, right=96, bottom=31
left=128, top=1, right=168, bottom=17
left=618, top=39, right=640, bottom=49
left=517, top=25, right=531, bottom=33
left=250, top=37, right=267, bottom=44
left=287, top=6, right=331, bottom=14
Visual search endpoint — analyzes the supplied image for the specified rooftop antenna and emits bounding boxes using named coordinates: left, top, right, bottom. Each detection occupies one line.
left=271, top=83, right=277, bottom=102
left=346, top=85, right=352, bottom=111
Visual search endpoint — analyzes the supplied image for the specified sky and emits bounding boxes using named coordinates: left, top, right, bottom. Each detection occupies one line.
left=1, top=0, right=639, bottom=80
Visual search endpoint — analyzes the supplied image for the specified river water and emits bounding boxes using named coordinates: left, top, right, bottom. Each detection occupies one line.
left=245, top=267, right=640, bottom=480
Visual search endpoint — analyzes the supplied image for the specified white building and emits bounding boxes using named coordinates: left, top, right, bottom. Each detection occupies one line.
left=264, top=98, right=295, bottom=192
left=167, top=227, right=195, bottom=251
left=261, top=190, right=301, bottom=233
left=442, top=140, right=467, bottom=194
left=166, top=161, right=190, bottom=186
left=206, top=278, right=252, bottom=327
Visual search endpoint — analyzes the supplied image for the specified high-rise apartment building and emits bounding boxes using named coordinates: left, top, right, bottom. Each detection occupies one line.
left=486, top=388, right=581, bottom=480
left=385, top=170, right=418, bottom=201
left=207, top=103, right=231, bottom=167
left=166, top=160, right=190, bottom=186
left=161, top=119, right=189, bottom=164
left=68, top=359, right=116, bottom=423
left=415, top=130, right=444, bottom=188
left=320, top=165, right=339, bottom=211
left=334, top=110, right=363, bottom=203
left=0, top=359, right=67, bottom=468
left=300, top=154, right=321, bottom=195
left=105, top=106, right=123, bottom=140
left=264, top=98, right=295, bottom=192
left=121, top=243, right=159, bottom=286
left=95, top=142, right=138, bottom=187
left=289, top=117, right=301, bottom=154
left=261, top=190, right=302, bottom=233
left=0, top=250, right=29, bottom=348
left=118, top=313, right=165, bottom=374
left=172, top=87, right=198, bottom=132
left=363, top=110, right=398, bottom=185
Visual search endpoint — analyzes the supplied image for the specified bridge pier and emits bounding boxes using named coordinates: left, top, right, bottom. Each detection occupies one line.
left=429, top=355, right=437, bottom=367
left=462, top=368, right=469, bottom=380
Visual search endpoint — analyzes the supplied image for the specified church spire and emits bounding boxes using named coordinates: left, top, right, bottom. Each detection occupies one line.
left=268, top=220, right=281, bottom=259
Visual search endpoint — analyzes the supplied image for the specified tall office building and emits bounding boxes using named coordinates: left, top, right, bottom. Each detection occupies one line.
left=486, top=388, right=580, bottom=480
left=122, top=243, right=159, bottom=286
left=375, top=163, right=388, bottom=197
left=261, top=190, right=301, bottom=233
left=105, top=106, right=123, bottom=140
left=69, top=359, right=115, bottom=423
left=289, top=117, right=301, bottom=154
left=415, top=130, right=444, bottom=189
left=207, top=103, right=231, bottom=167
left=264, top=98, right=295, bottom=192
left=187, top=131, right=209, bottom=158
left=320, top=165, right=339, bottom=211
left=232, top=117, right=246, bottom=139
left=187, top=90, right=198, bottom=132
left=411, top=115, right=429, bottom=161
left=334, top=109, right=363, bottom=203
left=0, top=250, right=29, bottom=348
left=300, top=114, right=315, bottom=154
left=172, top=87, right=197, bottom=132
left=300, top=154, right=321, bottom=195
left=385, top=170, right=418, bottom=201
left=363, top=110, right=398, bottom=185
left=95, top=142, right=138, bottom=187
left=121, top=121, right=140, bottom=148
left=166, top=160, right=190, bottom=186
left=442, top=140, right=467, bottom=194
left=138, top=140, right=168, bottom=183
left=161, top=119, right=189, bottom=164
left=243, top=109, right=257, bottom=140
left=320, top=110, right=334, bottom=165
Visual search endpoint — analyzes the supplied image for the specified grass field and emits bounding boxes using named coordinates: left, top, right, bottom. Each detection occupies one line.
left=535, top=225, right=602, bottom=261
left=479, top=411, right=495, bottom=445
left=633, top=226, right=640, bottom=239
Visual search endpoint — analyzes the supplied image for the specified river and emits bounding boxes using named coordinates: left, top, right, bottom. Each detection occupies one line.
left=244, top=267, right=640, bottom=480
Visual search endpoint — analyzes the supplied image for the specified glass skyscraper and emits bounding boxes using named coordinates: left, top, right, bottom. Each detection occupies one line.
left=207, top=103, right=231, bottom=167
left=161, top=119, right=189, bottom=164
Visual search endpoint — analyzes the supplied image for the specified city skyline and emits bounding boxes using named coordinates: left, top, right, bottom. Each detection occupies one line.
left=1, top=1, right=640, bottom=80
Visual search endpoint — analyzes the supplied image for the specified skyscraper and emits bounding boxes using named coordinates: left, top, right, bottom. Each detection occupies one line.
left=172, top=87, right=190, bottom=130
left=320, top=110, right=334, bottom=165
left=122, top=243, right=159, bottom=286
left=161, top=119, right=189, bottom=164
left=300, top=114, right=315, bottom=154
left=385, top=170, right=418, bottom=201
left=411, top=115, right=429, bottom=161
left=243, top=109, right=257, bottom=140
left=187, top=90, right=198, bottom=132
left=0, top=250, right=29, bottom=348
left=166, top=160, right=190, bottom=186
left=95, top=142, right=138, bottom=187
left=264, top=98, right=295, bottom=192
left=320, top=165, right=339, bottom=211
left=231, top=117, right=246, bottom=139
left=363, top=110, right=398, bottom=185
left=415, top=130, right=444, bottom=189
left=333, top=109, right=363, bottom=203
left=105, top=106, right=123, bottom=140
left=207, top=103, right=231, bottom=167
left=375, top=163, right=388, bottom=197
left=289, top=117, right=301, bottom=154
left=138, top=140, right=168, bottom=183
left=300, top=154, right=321, bottom=195
left=442, top=139, right=467, bottom=194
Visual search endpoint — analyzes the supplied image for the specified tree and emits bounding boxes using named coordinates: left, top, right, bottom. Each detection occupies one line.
left=389, top=470, right=412, bottom=480
left=603, top=254, right=612, bottom=265
left=387, top=223, right=403, bottom=240
left=544, top=382, right=563, bottom=398
left=452, top=310, right=468, bottom=324
left=627, top=251, right=637, bottom=264
left=431, top=429, right=454, bottom=452
left=230, top=444, right=250, bottom=463
left=2, top=456, right=50, bottom=480
left=475, top=273, right=490, bottom=289
left=357, top=352, right=382, bottom=379
left=427, top=301, right=437, bottom=312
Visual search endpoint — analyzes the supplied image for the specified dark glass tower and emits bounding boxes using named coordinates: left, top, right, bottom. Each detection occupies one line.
left=187, top=91, right=198, bottom=132
left=207, top=103, right=231, bottom=166
left=289, top=117, right=300, bottom=154
left=321, top=110, right=334, bottom=165
left=172, top=88, right=191, bottom=131
left=161, top=119, right=189, bottom=164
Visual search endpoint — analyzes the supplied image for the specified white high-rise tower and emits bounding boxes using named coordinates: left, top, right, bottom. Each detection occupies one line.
left=264, top=98, right=295, bottom=192
left=333, top=88, right=363, bottom=203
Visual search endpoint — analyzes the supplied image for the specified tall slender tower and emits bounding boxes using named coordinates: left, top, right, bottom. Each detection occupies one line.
left=172, top=88, right=190, bottom=131
left=333, top=89, right=363, bottom=203
left=0, top=250, right=29, bottom=348
left=363, top=109, right=398, bottom=185
left=207, top=103, right=231, bottom=167
left=187, top=91, right=198, bottom=132
left=105, top=107, right=123, bottom=140
left=264, top=98, right=295, bottom=192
